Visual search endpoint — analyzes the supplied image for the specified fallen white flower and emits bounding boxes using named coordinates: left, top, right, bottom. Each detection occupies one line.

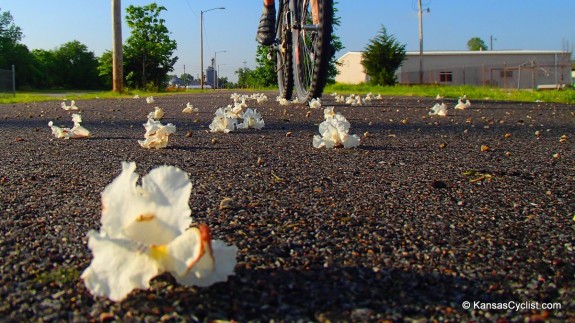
left=309, top=98, right=322, bottom=109
left=209, top=107, right=237, bottom=133
left=146, top=96, right=155, bottom=104
left=255, top=93, right=268, bottom=104
left=48, top=113, right=91, bottom=139
left=237, top=108, right=265, bottom=130
left=147, top=107, right=165, bottom=120
left=455, top=98, right=471, bottom=110
left=138, top=118, right=176, bottom=149
left=313, top=113, right=360, bottom=149
left=81, top=162, right=237, bottom=301
left=429, top=103, right=448, bottom=116
left=182, top=103, right=198, bottom=114
left=225, top=104, right=244, bottom=119
left=323, top=106, right=337, bottom=120
left=277, top=97, right=290, bottom=106
left=61, top=100, right=79, bottom=111
left=133, top=95, right=140, bottom=99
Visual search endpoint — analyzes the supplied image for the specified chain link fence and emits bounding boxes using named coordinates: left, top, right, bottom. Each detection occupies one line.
left=0, top=65, right=16, bottom=96
left=397, top=52, right=572, bottom=90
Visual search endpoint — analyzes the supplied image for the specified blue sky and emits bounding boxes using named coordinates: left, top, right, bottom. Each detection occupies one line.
left=4, top=0, right=574, bottom=82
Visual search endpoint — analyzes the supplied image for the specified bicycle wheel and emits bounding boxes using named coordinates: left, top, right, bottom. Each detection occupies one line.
left=275, top=1, right=293, bottom=100
left=291, top=0, right=333, bottom=102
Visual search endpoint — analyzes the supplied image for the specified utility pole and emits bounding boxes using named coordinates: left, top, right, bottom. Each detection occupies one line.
left=112, top=0, right=123, bottom=93
left=200, top=7, right=225, bottom=90
left=490, top=35, right=497, bottom=50
left=418, top=0, right=424, bottom=84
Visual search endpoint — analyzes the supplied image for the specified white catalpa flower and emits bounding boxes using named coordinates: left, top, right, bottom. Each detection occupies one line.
left=455, top=98, right=471, bottom=110
left=255, top=93, right=268, bottom=104
left=313, top=114, right=360, bottom=149
left=309, top=98, right=322, bottom=109
left=429, top=103, right=448, bottom=116
left=209, top=107, right=237, bottom=133
left=61, top=100, right=79, bottom=111
left=138, top=118, right=176, bottom=149
left=133, top=95, right=140, bottom=99
left=323, top=106, right=337, bottom=120
left=147, top=107, right=165, bottom=120
left=277, top=97, right=290, bottom=106
left=48, top=113, right=91, bottom=139
left=146, top=96, right=155, bottom=104
left=182, top=103, right=198, bottom=114
left=81, top=162, right=238, bottom=302
left=225, top=104, right=244, bottom=119
left=237, top=108, right=265, bottom=130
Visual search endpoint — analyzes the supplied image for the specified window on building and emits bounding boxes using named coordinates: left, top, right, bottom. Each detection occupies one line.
left=500, top=70, right=513, bottom=78
left=439, top=71, right=453, bottom=83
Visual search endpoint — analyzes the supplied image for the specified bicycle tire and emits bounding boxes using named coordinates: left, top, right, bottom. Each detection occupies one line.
left=275, top=1, right=293, bottom=100
left=292, top=0, right=333, bottom=102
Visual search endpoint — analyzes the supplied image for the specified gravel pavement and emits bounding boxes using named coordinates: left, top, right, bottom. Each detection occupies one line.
left=1, top=91, right=574, bottom=321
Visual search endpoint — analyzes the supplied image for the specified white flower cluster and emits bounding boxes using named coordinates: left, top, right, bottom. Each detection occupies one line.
left=138, top=118, right=176, bottom=149
left=61, top=100, right=79, bottom=111
left=429, top=95, right=471, bottom=116
left=210, top=98, right=265, bottom=132
left=81, top=162, right=238, bottom=302
left=48, top=113, right=91, bottom=139
left=429, top=102, right=448, bottom=116
left=313, top=107, right=360, bottom=149
left=147, top=106, right=165, bottom=120
left=330, top=92, right=381, bottom=106
left=182, top=102, right=198, bottom=113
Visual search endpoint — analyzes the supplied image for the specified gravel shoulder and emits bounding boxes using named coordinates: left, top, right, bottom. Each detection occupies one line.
left=1, top=91, right=574, bottom=321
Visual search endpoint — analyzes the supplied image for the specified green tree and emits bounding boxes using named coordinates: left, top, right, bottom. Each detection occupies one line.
left=180, top=73, right=193, bottom=85
left=361, top=25, right=406, bottom=86
left=97, top=50, right=114, bottom=89
left=467, top=37, right=488, bottom=51
left=1, top=9, right=46, bottom=89
left=54, top=41, right=103, bottom=89
left=124, top=3, right=177, bottom=90
left=252, top=45, right=276, bottom=87
left=0, top=9, right=23, bottom=66
left=235, top=67, right=257, bottom=88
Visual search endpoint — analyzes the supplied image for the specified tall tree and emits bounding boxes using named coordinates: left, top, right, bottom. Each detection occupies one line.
left=0, top=9, right=23, bottom=68
left=467, top=37, right=487, bottom=51
left=253, top=45, right=276, bottom=87
left=361, top=26, right=406, bottom=86
left=124, top=3, right=177, bottom=90
left=54, top=41, right=102, bottom=89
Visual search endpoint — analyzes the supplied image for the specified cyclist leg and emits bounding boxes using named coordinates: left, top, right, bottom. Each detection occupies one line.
left=256, top=0, right=276, bottom=46
left=310, top=0, right=319, bottom=24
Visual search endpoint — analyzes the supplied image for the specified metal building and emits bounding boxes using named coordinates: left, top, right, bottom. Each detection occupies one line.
left=336, top=50, right=572, bottom=89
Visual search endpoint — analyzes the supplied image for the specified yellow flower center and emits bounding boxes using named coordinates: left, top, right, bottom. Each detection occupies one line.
left=149, top=244, right=168, bottom=261
left=136, top=213, right=155, bottom=222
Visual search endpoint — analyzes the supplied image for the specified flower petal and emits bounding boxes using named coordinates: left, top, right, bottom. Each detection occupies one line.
left=100, top=162, right=190, bottom=245
left=141, top=165, right=193, bottom=232
left=81, top=230, right=162, bottom=302
left=174, top=226, right=237, bottom=287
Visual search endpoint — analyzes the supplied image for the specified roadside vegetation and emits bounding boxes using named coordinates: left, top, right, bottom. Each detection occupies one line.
left=1, top=85, right=573, bottom=105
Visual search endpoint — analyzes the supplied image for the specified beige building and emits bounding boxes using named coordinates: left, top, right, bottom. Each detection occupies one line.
left=335, top=51, right=368, bottom=84
left=336, top=50, right=572, bottom=89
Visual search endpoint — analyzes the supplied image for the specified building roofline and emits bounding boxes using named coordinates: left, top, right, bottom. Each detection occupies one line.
left=405, top=50, right=571, bottom=56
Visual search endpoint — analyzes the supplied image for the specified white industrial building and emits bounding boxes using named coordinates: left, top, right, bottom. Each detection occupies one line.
left=336, top=50, right=572, bottom=89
